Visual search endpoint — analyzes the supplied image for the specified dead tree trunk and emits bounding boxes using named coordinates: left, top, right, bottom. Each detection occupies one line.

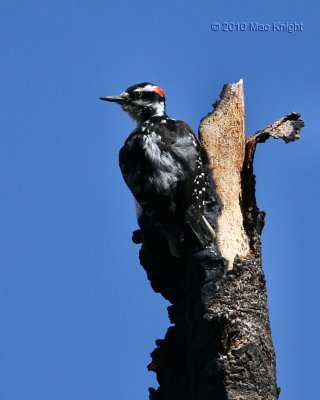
left=135, top=80, right=304, bottom=400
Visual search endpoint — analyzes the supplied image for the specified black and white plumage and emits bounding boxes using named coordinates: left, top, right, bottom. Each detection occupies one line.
left=100, top=82, right=214, bottom=255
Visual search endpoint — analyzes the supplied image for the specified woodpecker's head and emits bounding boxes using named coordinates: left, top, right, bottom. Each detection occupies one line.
left=100, top=82, right=166, bottom=122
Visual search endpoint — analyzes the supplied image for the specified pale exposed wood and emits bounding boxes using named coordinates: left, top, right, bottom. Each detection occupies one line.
left=199, top=80, right=250, bottom=269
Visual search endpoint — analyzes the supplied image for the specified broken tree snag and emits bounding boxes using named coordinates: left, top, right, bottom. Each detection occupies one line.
left=195, top=80, right=303, bottom=400
left=199, top=80, right=250, bottom=270
left=243, top=112, right=304, bottom=253
left=136, top=80, right=304, bottom=400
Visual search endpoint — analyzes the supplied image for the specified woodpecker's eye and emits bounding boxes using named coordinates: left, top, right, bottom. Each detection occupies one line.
left=134, top=91, right=143, bottom=99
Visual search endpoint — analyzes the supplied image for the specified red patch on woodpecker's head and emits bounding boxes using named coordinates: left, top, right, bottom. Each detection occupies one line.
left=154, top=86, right=166, bottom=98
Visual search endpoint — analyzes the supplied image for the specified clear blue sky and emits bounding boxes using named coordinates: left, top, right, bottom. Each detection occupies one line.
left=0, top=1, right=318, bottom=399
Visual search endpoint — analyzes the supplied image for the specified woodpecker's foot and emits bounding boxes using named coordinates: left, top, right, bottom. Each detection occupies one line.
left=132, top=229, right=143, bottom=244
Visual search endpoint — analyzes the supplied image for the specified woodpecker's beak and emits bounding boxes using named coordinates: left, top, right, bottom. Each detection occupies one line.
left=99, top=96, right=123, bottom=103
left=99, top=92, right=128, bottom=103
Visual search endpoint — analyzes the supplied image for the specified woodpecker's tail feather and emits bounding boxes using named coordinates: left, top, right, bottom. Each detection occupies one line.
left=136, top=203, right=215, bottom=257
left=184, top=206, right=215, bottom=248
left=155, top=209, right=215, bottom=257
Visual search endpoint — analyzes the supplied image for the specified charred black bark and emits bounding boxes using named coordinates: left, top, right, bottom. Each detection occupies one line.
left=137, top=223, right=278, bottom=400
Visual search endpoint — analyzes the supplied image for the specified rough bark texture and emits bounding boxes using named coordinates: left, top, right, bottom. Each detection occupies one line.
left=133, top=80, right=304, bottom=400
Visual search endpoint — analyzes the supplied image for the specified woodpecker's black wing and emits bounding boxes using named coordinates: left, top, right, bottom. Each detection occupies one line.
left=164, top=120, right=215, bottom=247
left=119, top=117, right=214, bottom=253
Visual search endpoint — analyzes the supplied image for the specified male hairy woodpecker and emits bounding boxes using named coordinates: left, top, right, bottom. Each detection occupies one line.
left=100, top=82, right=214, bottom=256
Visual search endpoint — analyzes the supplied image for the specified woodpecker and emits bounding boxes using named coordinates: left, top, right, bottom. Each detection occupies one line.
left=100, top=82, right=214, bottom=256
